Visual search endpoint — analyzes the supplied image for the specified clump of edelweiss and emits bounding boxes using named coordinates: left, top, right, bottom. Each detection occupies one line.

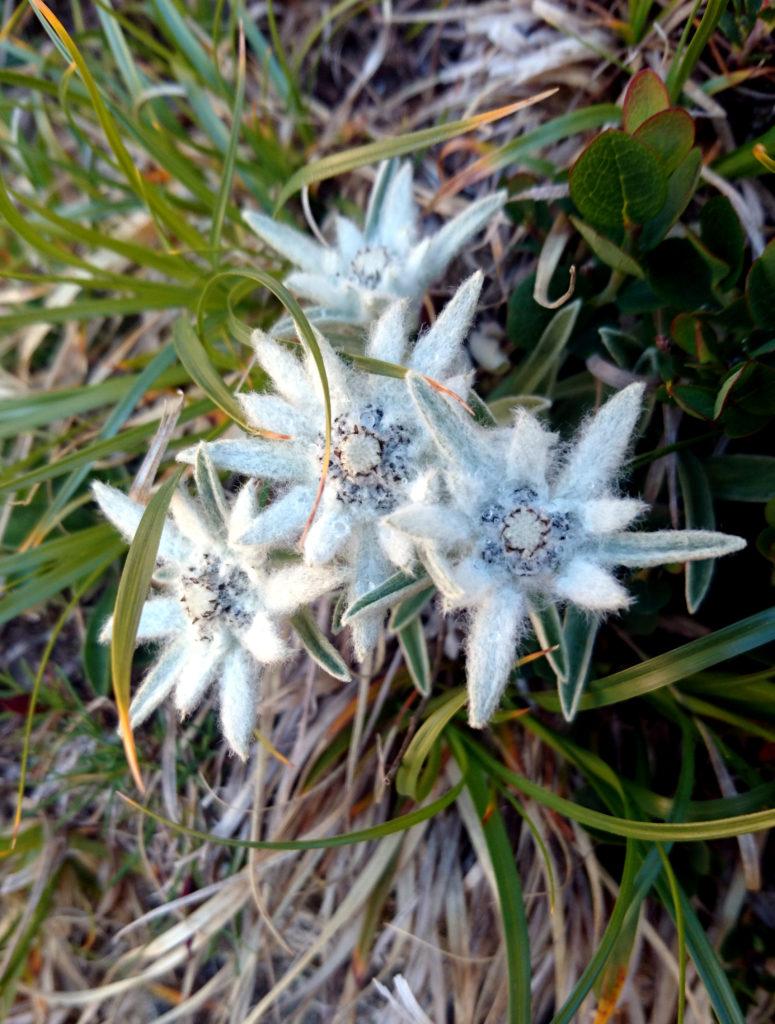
left=243, top=160, right=504, bottom=323
left=177, top=273, right=484, bottom=661
left=387, top=376, right=746, bottom=727
left=93, top=452, right=342, bottom=758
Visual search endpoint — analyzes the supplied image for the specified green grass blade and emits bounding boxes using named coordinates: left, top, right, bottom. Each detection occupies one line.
left=110, top=468, right=183, bottom=791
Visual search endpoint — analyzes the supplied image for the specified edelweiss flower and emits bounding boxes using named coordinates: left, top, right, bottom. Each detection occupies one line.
left=177, top=274, right=484, bottom=661
left=387, top=376, right=746, bottom=726
left=243, top=160, right=504, bottom=323
left=93, top=461, right=341, bottom=758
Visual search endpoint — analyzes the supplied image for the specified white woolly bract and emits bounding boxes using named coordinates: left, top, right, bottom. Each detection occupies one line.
left=388, top=374, right=746, bottom=728
left=92, top=473, right=345, bottom=759
left=179, top=278, right=484, bottom=662
left=243, top=159, right=505, bottom=323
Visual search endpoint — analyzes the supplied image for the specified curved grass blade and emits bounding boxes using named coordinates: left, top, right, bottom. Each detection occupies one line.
left=173, top=317, right=252, bottom=433
left=110, top=469, right=183, bottom=792
left=121, top=777, right=464, bottom=851
left=458, top=741, right=531, bottom=1024
left=491, top=300, right=580, bottom=399
left=464, top=735, right=775, bottom=841
left=397, top=689, right=468, bottom=801
left=209, top=21, right=245, bottom=263
left=273, top=91, right=557, bottom=211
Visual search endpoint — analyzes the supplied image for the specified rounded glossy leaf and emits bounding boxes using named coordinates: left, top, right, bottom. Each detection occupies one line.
left=622, top=69, right=670, bottom=133
left=634, top=109, right=695, bottom=174
left=570, top=130, right=667, bottom=229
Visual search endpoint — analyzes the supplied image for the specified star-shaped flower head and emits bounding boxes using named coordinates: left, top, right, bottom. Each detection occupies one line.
left=244, top=160, right=504, bottom=324
left=177, top=274, right=485, bottom=662
left=93, top=455, right=343, bottom=758
left=388, top=376, right=746, bottom=727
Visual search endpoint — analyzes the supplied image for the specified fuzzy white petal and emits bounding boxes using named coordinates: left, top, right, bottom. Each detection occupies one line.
left=300, top=324, right=352, bottom=406
left=334, top=215, right=364, bottom=261
left=219, top=645, right=260, bottom=760
left=177, top=439, right=313, bottom=483
left=366, top=299, right=411, bottom=364
left=136, top=597, right=187, bottom=640
left=238, top=392, right=308, bottom=438
left=169, top=490, right=215, bottom=549
left=91, top=481, right=189, bottom=563
left=598, top=529, right=746, bottom=568
left=240, top=611, right=289, bottom=664
left=410, top=271, right=483, bottom=379
left=303, top=500, right=353, bottom=565
left=407, top=372, right=492, bottom=475
left=507, top=409, right=557, bottom=493
left=555, top=383, right=645, bottom=499
left=387, top=503, right=470, bottom=546
left=263, top=563, right=342, bottom=615
left=174, top=636, right=225, bottom=717
left=374, top=161, right=416, bottom=249
left=579, top=497, right=646, bottom=534
left=243, top=209, right=327, bottom=273
left=378, top=521, right=417, bottom=571
left=421, top=191, right=505, bottom=283
left=466, top=591, right=525, bottom=728
left=553, top=557, right=630, bottom=612
left=129, top=643, right=187, bottom=728
left=236, top=485, right=315, bottom=547
left=251, top=331, right=312, bottom=407
left=349, top=610, right=382, bottom=664
left=284, top=270, right=355, bottom=312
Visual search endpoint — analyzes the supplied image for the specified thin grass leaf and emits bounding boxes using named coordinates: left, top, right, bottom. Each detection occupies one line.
left=208, top=22, right=245, bottom=262
left=459, top=743, right=531, bottom=1024
left=656, top=845, right=687, bottom=1024
left=274, top=91, right=558, bottom=210
left=550, top=839, right=639, bottom=1024
left=110, top=469, right=183, bottom=792
left=397, top=689, right=468, bottom=801
left=121, top=777, right=464, bottom=850
left=665, top=0, right=728, bottom=103
left=172, top=317, right=251, bottom=431
left=464, top=736, right=775, bottom=841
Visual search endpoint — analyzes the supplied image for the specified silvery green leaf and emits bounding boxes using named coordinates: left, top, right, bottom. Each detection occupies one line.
left=558, top=605, right=598, bottom=722
left=677, top=453, right=717, bottom=614
left=178, top=438, right=312, bottom=483
left=466, top=593, right=524, bottom=728
left=218, top=645, right=260, bottom=761
left=243, top=209, right=327, bottom=273
left=129, top=643, right=186, bottom=728
left=389, top=583, right=436, bottom=633
left=421, top=191, right=506, bottom=283
left=364, top=158, right=400, bottom=239
left=599, top=529, right=746, bottom=568
left=398, top=616, right=432, bottom=696
left=502, top=299, right=581, bottom=397
left=291, top=608, right=351, bottom=682
left=342, top=569, right=429, bottom=624
left=194, top=444, right=228, bottom=539
left=409, top=271, right=482, bottom=379
left=407, top=372, right=490, bottom=473
left=555, top=382, right=645, bottom=499
left=527, top=599, right=567, bottom=683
